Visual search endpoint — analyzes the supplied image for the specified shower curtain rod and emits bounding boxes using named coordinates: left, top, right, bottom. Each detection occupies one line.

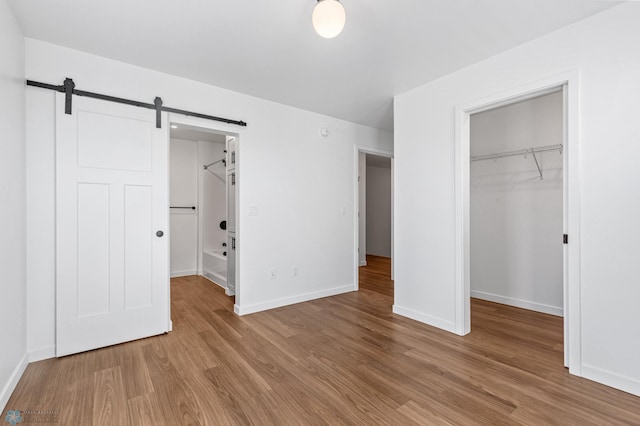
left=203, top=157, right=226, bottom=183
left=203, top=158, right=226, bottom=169
left=26, top=78, right=248, bottom=129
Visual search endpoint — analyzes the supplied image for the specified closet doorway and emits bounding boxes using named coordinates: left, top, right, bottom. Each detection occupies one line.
left=169, top=123, right=238, bottom=297
left=470, top=90, right=564, bottom=318
left=456, top=74, right=581, bottom=372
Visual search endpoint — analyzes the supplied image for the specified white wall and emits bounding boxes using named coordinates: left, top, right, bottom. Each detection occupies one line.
left=470, top=92, right=563, bottom=316
left=169, top=138, right=198, bottom=277
left=0, top=0, right=27, bottom=410
left=366, top=165, right=392, bottom=257
left=24, top=39, right=393, bottom=354
left=394, top=3, right=640, bottom=395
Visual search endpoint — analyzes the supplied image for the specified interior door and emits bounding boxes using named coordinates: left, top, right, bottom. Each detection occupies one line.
left=56, top=93, right=170, bottom=357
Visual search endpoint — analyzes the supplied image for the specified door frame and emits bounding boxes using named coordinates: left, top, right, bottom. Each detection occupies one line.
left=353, top=145, right=394, bottom=291
left=168, top=114, right=242, bottom=309
left=454, top=71, right=582, bottom=374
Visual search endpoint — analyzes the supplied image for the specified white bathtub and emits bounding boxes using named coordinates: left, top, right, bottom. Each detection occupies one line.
left=203, top=249, right=227, bottom=288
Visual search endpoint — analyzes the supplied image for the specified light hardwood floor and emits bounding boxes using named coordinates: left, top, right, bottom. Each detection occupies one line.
left=6, top=255, right=640, bottom=424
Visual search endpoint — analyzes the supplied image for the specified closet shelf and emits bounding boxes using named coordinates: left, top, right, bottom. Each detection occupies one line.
left=470, top=143, right=562, bottom=180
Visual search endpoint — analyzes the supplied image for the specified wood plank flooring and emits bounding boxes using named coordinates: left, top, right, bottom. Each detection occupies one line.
left=6, top=255, right=640, bottom=424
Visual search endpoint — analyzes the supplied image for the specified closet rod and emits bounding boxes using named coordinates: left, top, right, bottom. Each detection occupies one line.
left=470, top=143, right=562, bottom=162
left=26, top=78, right=248, bottom=129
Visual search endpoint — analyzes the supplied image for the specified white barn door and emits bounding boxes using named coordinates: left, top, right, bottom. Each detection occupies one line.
left=56, top=94, right=170, bottom=357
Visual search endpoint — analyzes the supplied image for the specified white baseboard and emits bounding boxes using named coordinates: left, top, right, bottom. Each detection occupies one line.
left=170, top=270, right=198, bottom=278
left=28, top=346, right=55, bottom=363
left=0, top=352, right=28, bottom=412
left=202, top=271, right=227, bottom=289
left=359, top=260, right=367, bottom=266
left=392, top=305, right=457, bottom=334
left=235, top=284, right=355, bottom=316
left=470, top=290, right=563, bottom=317
left=581, top=364, right=640, bottom=398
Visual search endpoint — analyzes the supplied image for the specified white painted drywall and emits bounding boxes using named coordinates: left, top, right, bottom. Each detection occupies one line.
left=169, top=138, right=198, bottom=277
left=358, top=151, right=367, bottom=266
left=0, top=0, right=27, bottom=410
left=394, top=3, right=640, bottom=395
left=366, top=165, right=392, bottom=257
left=24, top=39, right=393, bottom=355
left=470, top=92, right=563, bottom=316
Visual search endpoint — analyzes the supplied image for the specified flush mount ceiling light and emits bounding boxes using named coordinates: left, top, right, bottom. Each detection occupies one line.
left=312, top=0, right=346, bottom=39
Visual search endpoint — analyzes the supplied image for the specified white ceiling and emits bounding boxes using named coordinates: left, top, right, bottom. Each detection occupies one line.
left=9, top=0, right=620, bottom=131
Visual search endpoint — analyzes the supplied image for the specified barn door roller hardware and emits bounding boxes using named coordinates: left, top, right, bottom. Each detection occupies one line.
left=26, top=78, right=247, bottom=129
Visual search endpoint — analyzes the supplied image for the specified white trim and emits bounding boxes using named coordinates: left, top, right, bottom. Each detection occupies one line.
left=0, top=353, right=28, bottom=412
left=471, top=291, right=563, bottom=317
left=392, top=305, right=457, bottom=334
left=454, top=71, right=582, bottom=373
left=359, top=260, right=367, bottom=266
left=170, top=270, right=198, bottom=278
left=28, top=346, right=56, bottom=362
left=353, top=145, right=394, bottom=293
left=201, top=272, right=227, bottom=289
left=581, top=365, right=640, bottom=398
left=235, top=285, right=354, bottom=316
left=390, top=158, right=394, bottom=281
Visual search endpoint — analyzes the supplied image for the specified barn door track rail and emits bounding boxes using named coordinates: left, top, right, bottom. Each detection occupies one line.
left=26, top=78, right=247, bottom=129
left=470, top=143, right=563, bottom=180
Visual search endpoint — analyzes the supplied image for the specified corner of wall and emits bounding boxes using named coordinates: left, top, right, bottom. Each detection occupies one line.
left=0, top=354, right=28, bottom=413
left=392, top=305, right=457, bottom=334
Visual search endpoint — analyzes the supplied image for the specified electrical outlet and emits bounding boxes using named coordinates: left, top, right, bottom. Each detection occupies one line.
left=270, top=268, right=277, bottom=279
left=292, top=266, right=299, bottom=277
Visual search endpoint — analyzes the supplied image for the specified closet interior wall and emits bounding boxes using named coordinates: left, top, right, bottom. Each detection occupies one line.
left=470, top=91, right=564, bottom=316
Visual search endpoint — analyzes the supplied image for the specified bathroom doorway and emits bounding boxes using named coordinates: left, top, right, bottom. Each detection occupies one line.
left=169, top=123, right=238, bottom=297
left=355, top=147, right=394, bottom=295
